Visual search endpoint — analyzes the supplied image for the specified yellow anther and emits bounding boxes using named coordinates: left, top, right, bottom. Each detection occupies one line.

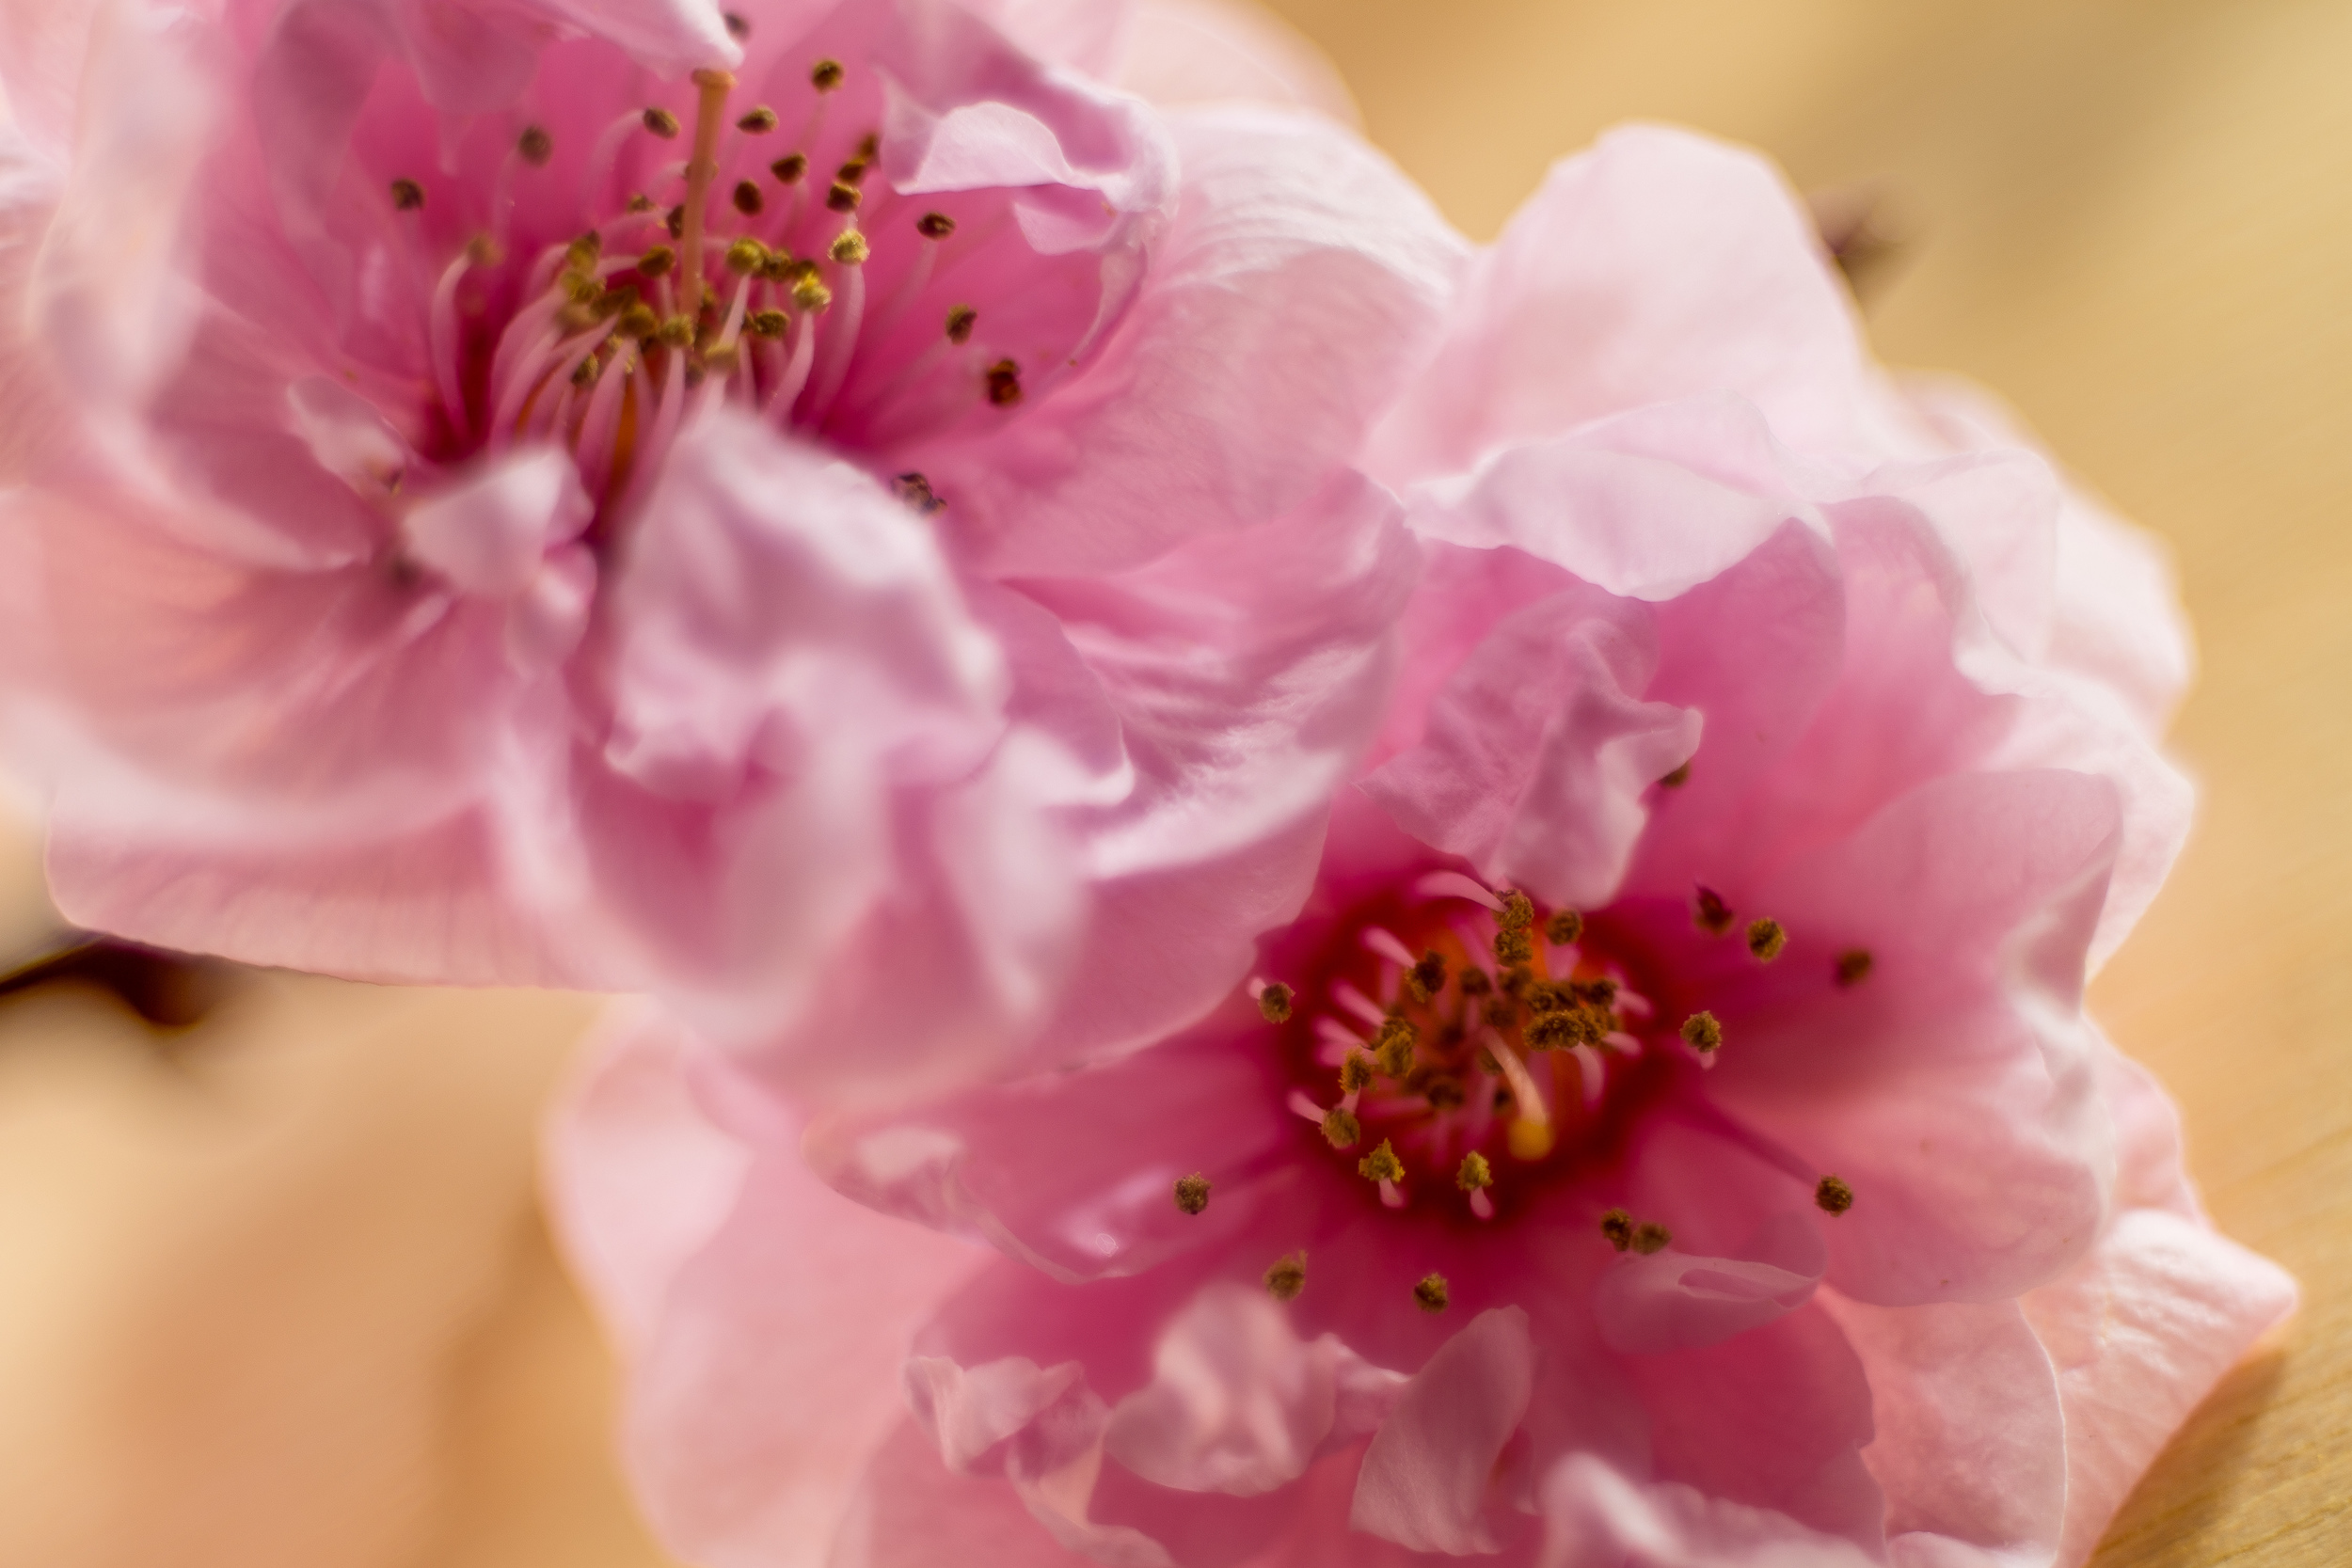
left=1413, top=1274, right=1450, bottom=1313
left=516, top=125, right=553, bottom=166
left=1631, top=1222, right=1673, bottom=1255
left=1680, top=1011, right=1723, bottom=1053
left=1456, top=1151, right=1492, bottom=1191
left=1358, top=1139, right=1405, bottom=1184
left=737, top=105, right=778, bottom=133
left=1264, top=1252, right=1306, bottom=1301
left=791, top=275, right=834, bottom=311
left=831, top=230, right=869, bottom=265
left=1321, top=1105, right=1361, bottom=1149
left=1545, top=910, right=1583, bottom=944
left=389, top=177, right=424, bottom=210
left=1173, top=1173, right=1211, bottom=1215
left=1256, top=983, right=1294, bottom=1023
left=725, top=237, right=769, bottom=275
left=1599, top=1208, right=1634, bottom=1251
left=1836, top=949, right=1874, bottom=988
left=1506, top=1117, right=1554, bottom=1160
left=946, top=304, right=977, bottom=344
left=1746, top=918, right=1788, bottom=962
left=1816, top=1175, right=1854, bottom=1215
left=811, top=57, right=844, bottom=91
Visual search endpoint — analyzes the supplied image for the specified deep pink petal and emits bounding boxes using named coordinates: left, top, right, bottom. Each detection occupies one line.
left=1369, top=125, right=1867, bottom=483
left=1350, top=1307, right=1536, bottom=1554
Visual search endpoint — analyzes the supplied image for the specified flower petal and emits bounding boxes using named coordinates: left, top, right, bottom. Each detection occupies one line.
left=1349, top=1307, right=1536, bottom=1554
left=930, top=103, right=1463, bottom=577
left=1361, top=579, right=1698, bottom=909
left=2020, top=1208, right=2296, bottom=1565
left=1540, top=1452, right=1881, bottom=1568
left=546, top=1017, right=985, bottom=1568
left=1369, top=123, right=1867, bottom=483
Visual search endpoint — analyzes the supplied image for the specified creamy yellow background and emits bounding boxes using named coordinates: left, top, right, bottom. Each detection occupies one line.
left=1, top=2, right=2344, bottom=1563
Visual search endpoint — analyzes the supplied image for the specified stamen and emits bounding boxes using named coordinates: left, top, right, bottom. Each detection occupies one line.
left=1264, top=1253, right=1307, bottom=1302
left=1815, top=1175, right=1854, bottom=1215
left=1333, top=982, right=1387, bottom=1031
left=1568, top=1043, right=1604, bottom=1108
left=946, top=304, right=977, bottom=344
left=891, top=472, right=946, bottom=515
left=1493, top=925, right=1533, bottom=965
left=1173, top=1173, right=1211, bottom=1215
left=1679, top=1011, right=1723, bottom=1055
left=517, top=125, right=553, bottom=166
left=1340, top=1051, right=1375, bottom=1094
left=1321, top=1105, right=1361, bottom=1149
left=1406, top=950, right=1447, bottom=1004
left=1836, top=949, right=1873, bottom=987
left=723, top=10, right=749, bottom=38
left=389, top=177, right=424, bottom=210
left=826, top=180, right=862, bottom=213
left=771, top=152, right=808, bottom=183
left=737, top=106, right=777, bottom=134
left=1660, top=762, right=1692, bottom=788
left=1457, top=968, right=1492, bottom=997
left=917, top=212, right=956, bottom=239
left=1694, top=886, right=1736, bottom=935
left=677, top=68, right=737, bottom=323
left=1600, top=1209, right=1634, bottom=1251
left=639, top=245, right=676, bottom=277
left=1482, top=1032, right=1552, bottom=1158
left=1456, top=1151, right=1492, bottom=1191
left=1358, top=1139, right=1405, bottom=1184
left=1373, top=1018, right=1417, bottom=1078
left=1545, top=910, right=1583, bottom=944
left=762, top=306, right=818, bottom=416
left=811, top=57, right=845, bottom=91
left=1631, top=1222, right=1673, bottom=1255
left=1415, top=870, right=1505, bottom=912
left=1255, top=981, right=1294, bottom=1023
left=1413, top=1274, right=1450, bottom=1313
left=1361, top=927, right=1418, bottom=970
left=986, top=358, right=1023, bottom=406
left=733, top=180, right=764, bottom=215
left=1746, top=918, right=1788, bottom=962
left=830, top=229, right=869, bottom=264
left=644, top=107, right=681, bottom=138
left=1498, top=891, right=1536, bottom=930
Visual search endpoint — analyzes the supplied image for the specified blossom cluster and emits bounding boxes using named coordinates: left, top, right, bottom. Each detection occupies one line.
left=0, top=0, right=2292, bottom=1565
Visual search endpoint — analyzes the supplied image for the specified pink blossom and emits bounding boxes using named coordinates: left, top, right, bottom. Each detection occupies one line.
left=0, top=0, right=1458, bottom=1091
left=549, top=126, right=2293, bottom=1565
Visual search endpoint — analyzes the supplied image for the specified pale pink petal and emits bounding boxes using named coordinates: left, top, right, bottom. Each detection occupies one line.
left=1403, top=400, right=1817, bottom=604
left=1593, top=1214, right=1824, bottom=1356
left=400, top=445, right=589, bottom=598
left=803, top=1031, right=1288, bottom=1283
left=1014, top=473, right=1420, bottom=1058
left=0, top=0, right=103, bottom=155
left=30, top=0, right=216, bottom=414
left=926, top=104, right=1463, bottom=577
left=2020, top=1209, right=2296, bottom=1566
left=1613, top=1302, right=1883, bottom=1548
left=548, top=1040, right=985, bottom=1568
left=1370, top=124, right=1867, bottom=483
left=1814, top=1291, right=2066, bottom=1564
left=830, top=1418, right=1100, bottom=1568
left=545, top=1002, right=755, bottom=1354
left=1361, top=580, right=1699, bottom=909
left=1899, top=372, right=2194, bottom=739
left=1540, top=1452, right=1882, bottom=1568
left=954, top=0, right=1136, bottom=77
left=1115, top=0, right=1359, bottom=126
left=1705, top=768, right=2125, bottom=1305
left=1350, top=1307, right=1536, bottom=1554
left=1103, top=1282, right=1405, bottom=1497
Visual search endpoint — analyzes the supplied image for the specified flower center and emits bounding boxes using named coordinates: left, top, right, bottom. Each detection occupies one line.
left=389, top=50, right=1030, bottom=516
left=1258, top=871, right=1697, bottom=1224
